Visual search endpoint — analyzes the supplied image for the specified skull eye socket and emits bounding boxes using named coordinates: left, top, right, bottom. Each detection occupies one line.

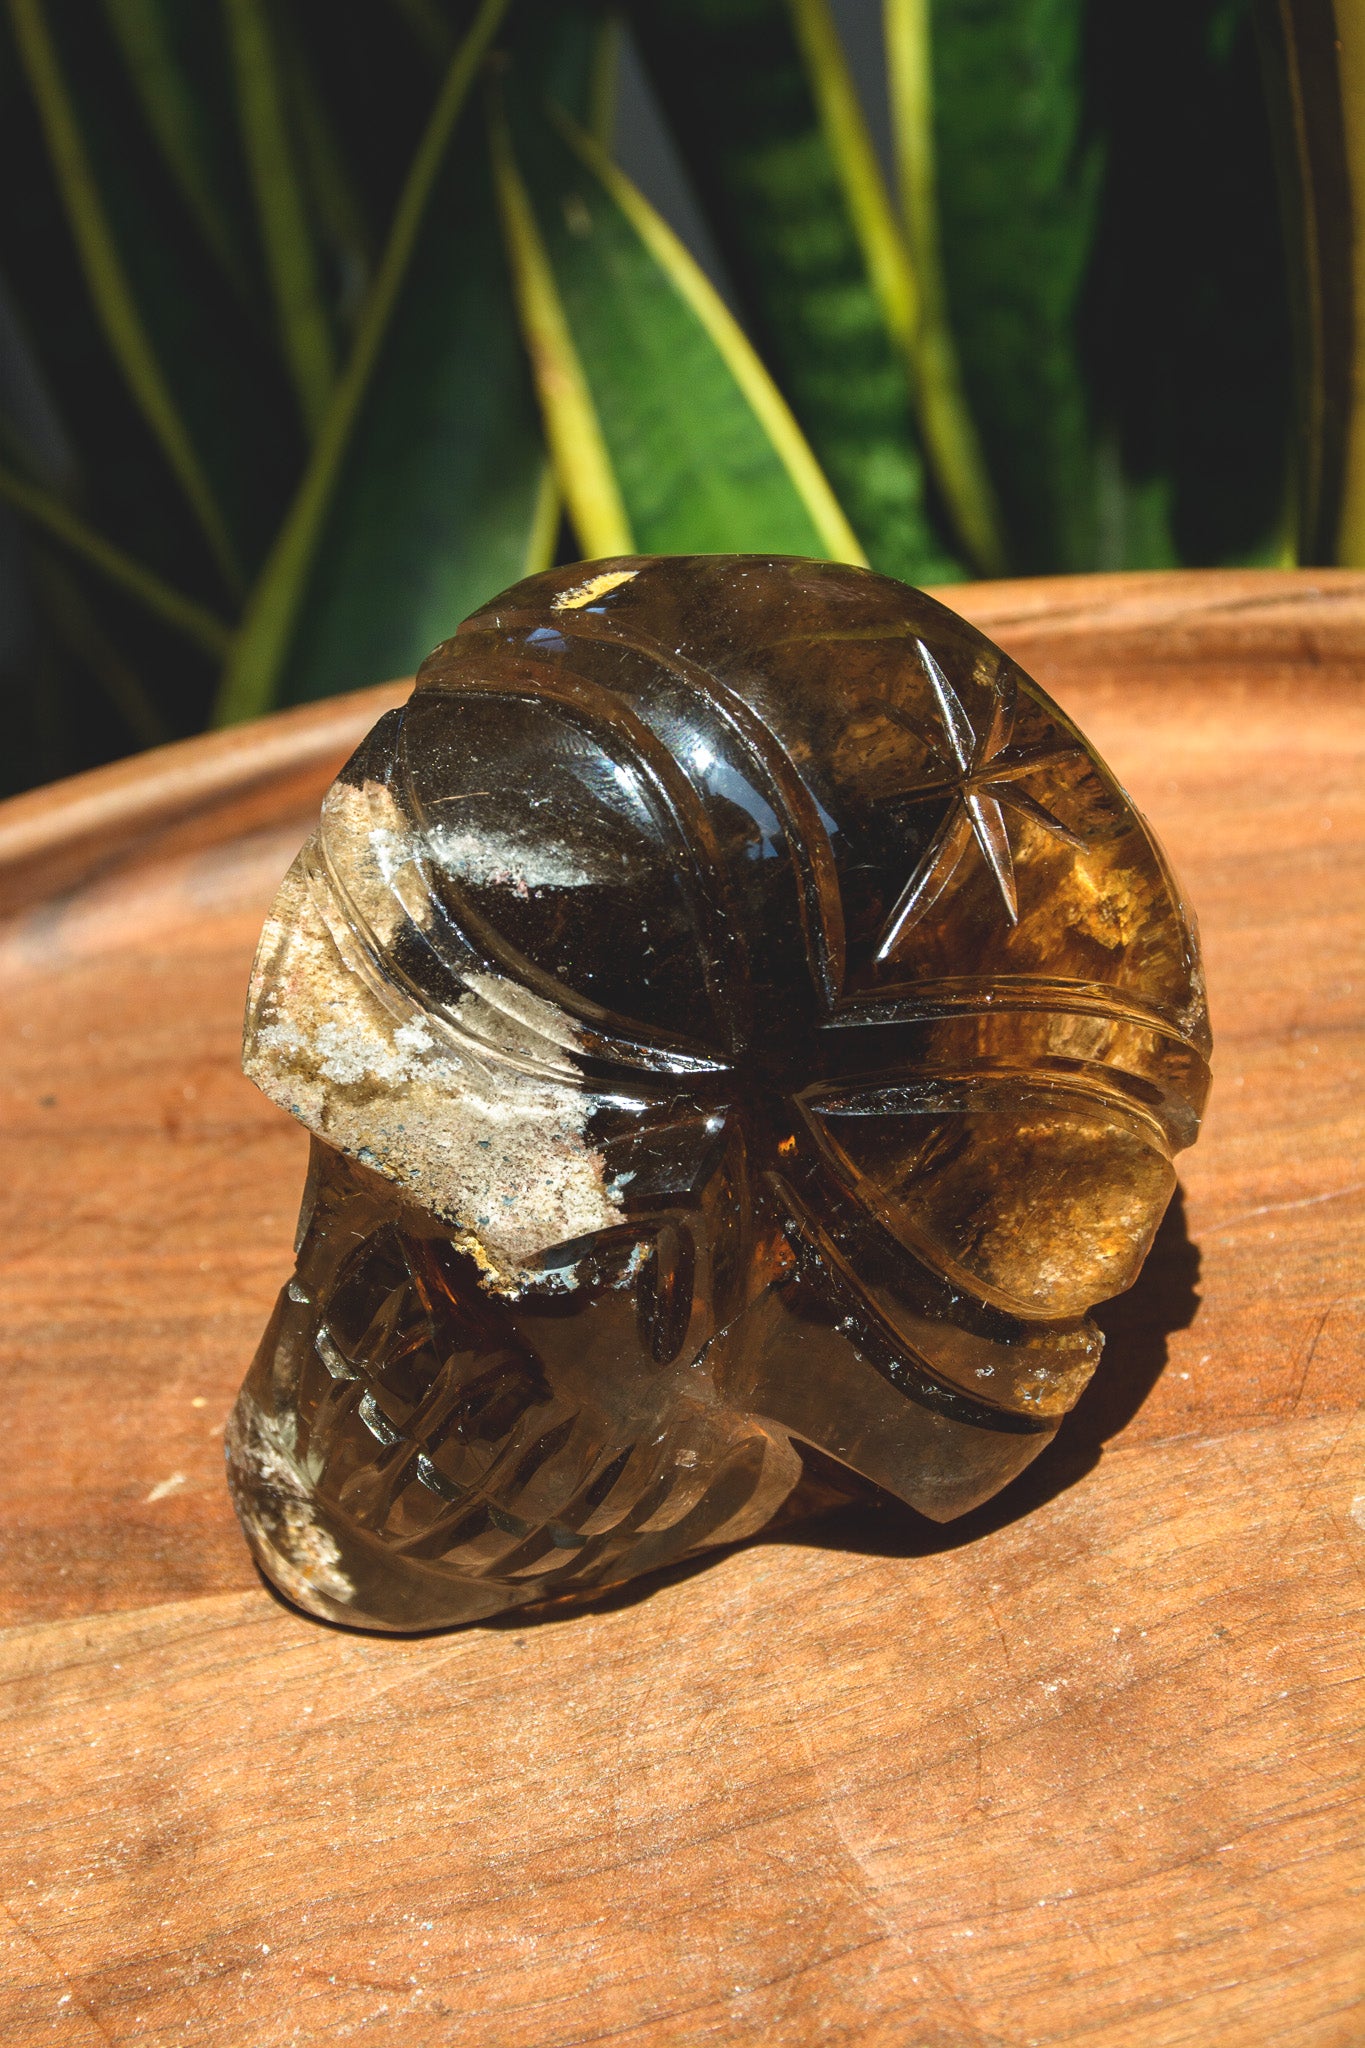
left=807, top=1088, right=1175, bottom=1320
left=401, top=691, right=721, bottom=1050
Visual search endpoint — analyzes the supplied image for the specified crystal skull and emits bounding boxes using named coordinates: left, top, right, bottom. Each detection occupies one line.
left=228, top=556, right=1210, bottom=1630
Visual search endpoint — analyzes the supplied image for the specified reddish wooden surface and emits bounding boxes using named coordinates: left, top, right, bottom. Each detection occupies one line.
left=0, top=569, right=1361, bottom=2045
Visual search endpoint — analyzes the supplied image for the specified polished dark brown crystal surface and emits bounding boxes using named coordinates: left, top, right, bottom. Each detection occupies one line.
left=228, top=555, right=1210, bottom=1630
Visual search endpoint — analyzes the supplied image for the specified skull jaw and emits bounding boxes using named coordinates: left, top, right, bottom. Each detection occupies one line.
left=226, top=1357, right=804, bottom=1635
left=226, top=1380, right=555, bottom=1632
left=224, top=1144, right=806, bottom=1633
left=224, top=1128, right=1101, bottom=1629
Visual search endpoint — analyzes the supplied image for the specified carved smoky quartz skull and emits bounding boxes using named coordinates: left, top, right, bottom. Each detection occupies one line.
left=228, top=555, right=1210, bottom=1630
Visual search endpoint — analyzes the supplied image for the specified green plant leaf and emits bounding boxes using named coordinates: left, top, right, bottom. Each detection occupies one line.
left=277, top=3, right=481, bottom=278
left=1261, top=0, right=1352, bottom=564
left=223, top=0, right=337, bottom=439
left=789, top=0, right=1002, bottom=570
left=99, top=0, right=259, bottom=308
left=490, top=93, right=633, bottom=557
left=268, top=6, right=606, bottom=707
left=276, top=15, right=376, bottom=331
left=495, top=90, right=866, bottom=562
left=1081, top=0, right=1292, bottom=566
left=880, top=0, right=1002, bottom=572
left=0, top=456, right=233, bottom=654
left=627, top=0, right=957, bottom=582
left=213, top=0, right=518, bottom=722
left=2, top=0, right=302, bottom=593
left=29, top=547, right=171, bottom=746
left=0, top=14, right=190, bottom=615
left=277, top=121, right=560, bottom=707
left=902, top=0, right=1108, bottom=572
left=898, top=0, right=1290, bottom=572
left=7, top=0, right=248, bottom=587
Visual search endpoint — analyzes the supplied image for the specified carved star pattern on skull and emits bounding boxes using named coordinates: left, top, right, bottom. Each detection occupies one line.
left=876, top=639, right=1088, bottom=960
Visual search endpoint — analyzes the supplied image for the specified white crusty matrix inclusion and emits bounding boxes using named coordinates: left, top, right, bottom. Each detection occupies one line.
left=243, top=781, right=622, bottom=1286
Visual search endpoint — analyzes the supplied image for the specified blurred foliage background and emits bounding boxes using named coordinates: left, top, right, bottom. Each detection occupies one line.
left=0, top=0, right=1344, bottom=795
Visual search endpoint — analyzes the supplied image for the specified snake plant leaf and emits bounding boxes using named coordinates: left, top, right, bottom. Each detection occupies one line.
left=263, top=1, right=457, bottom=360
left=1081, top=0, right=1292, bottom=567
left=273, top=15, right=377, bottom=332
left=274, top=2, right=476, bottom=284
left=897, top=0, right=1290, bottom=573
left=0, top=55, right=214, bottom=656
left=627, top=0, right=959, bottom=583
left=28, top=547, right=171, bottom=746
left=788, top=0, right=1002, bottom=573
left=99, top=0, right=261, bottom=311
left=881, top=0, right=1002, bottom=576
left=489, top=98, right=632, bottom=557
left=223, top=0, right=337, bottom=441
left=1260, top=0, right=1353, bottom=564
left=495, top=92, right=865, bottom=563
left=216, top=0, right=593, bottom=720
left=896, top=0, right=1106, bottom=574
left=275, top=121, right=556, bottom=708
left=0, top=455, right=232, bottom=655
left=3, top=0, right=302, bottom=591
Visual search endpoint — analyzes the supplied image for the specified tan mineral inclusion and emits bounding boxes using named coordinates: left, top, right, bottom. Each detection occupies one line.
left=228, top=555, right=1210, bottom=1630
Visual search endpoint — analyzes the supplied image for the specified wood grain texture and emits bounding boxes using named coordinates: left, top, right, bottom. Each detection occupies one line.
left=0, top=568, right=1360, bottom=2045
